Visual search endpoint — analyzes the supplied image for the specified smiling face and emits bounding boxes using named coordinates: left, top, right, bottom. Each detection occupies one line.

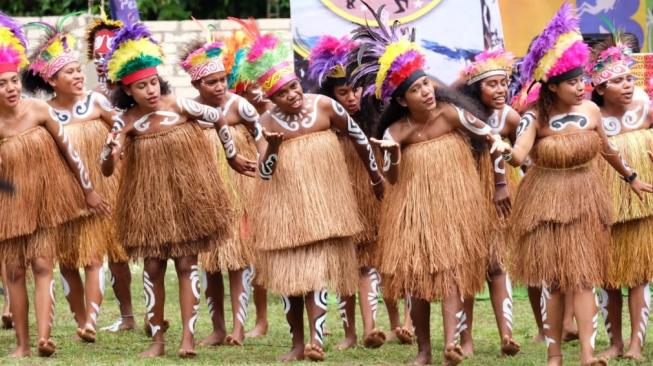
left=49, top=62, right=85, bottom=96
left=597, top=74, right=636, bottom=106
left=125, top=75, right=161, bottom=108
left=0, top=71, right=21, bottom=109
left=270, top=79, right=304, bottom=114
left=397, top=75, right=436, bottom=113
left=548, top=75, right=585, bottom=106
left=195, top=71, right=228, bottom=104
left=479, top=74, right=509, bottom=110
left=332, top=84, right=362, bottom=115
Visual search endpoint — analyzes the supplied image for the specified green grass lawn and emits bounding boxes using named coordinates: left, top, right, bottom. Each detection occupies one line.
left=0, top=262, right=651, bottom=365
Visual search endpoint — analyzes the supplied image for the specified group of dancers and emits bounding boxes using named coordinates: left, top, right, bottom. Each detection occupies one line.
left=0, top=1, right=653, bottom=364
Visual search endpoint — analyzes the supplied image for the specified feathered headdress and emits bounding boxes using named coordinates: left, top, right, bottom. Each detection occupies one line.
left=462, top=48, right=514, bottom=85
left=105, top=23, right=164, bottom=85
left=237, top=17, right=295, bottom=97
left=0, top=12, right=28, bottom=74
left=85, top=8, right=123, bottom=61
left=587, top=29, right=633, bottom=86
left=25, top=13, right=81, bottom=80
left=221, top=29, right=252, bottom=92
left=307, top=35, right=357, bottom=87
left=520, top=2, right=588, bottom=84
left=350, top=1, right=426, bottom=103
left=180, top=39, right=225, bottom=81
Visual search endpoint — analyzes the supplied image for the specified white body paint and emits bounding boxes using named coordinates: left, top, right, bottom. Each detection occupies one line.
left=540, top=283, right=556, bottom=347
left=314, top=289, right=328, bottom=345
left=188, top=265, right=200, bottom=335
left=143, top=271, right=160, bottom=336
left=270, top=95, right=321, bottom=131
left=236, top=266, right=254, bottom=326
left=602, top=103, right=649, bottom=136
left=502, top=275, right=513, bottom=331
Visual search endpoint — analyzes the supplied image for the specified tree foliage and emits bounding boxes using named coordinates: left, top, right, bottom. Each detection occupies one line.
left=0, top=0, right=290, bottom=20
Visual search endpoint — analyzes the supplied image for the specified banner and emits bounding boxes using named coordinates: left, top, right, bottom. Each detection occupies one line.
left=109, top=0, right=140, bottom=25
left=291, top=0, right=504, bottom=87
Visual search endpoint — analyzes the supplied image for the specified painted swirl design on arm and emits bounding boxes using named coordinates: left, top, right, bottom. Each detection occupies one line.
left=494, top=155, right=505, bottom=174
left=454, top=106, right=491, bottom=135
left=218, top=125, right=236, bottom=159
left=516, top=112, right=534, bottom=139
left=332, top=99, right=378, bottom=172
left=58, top=122, right=92, bottom=189
left=49, top=107, right=71, bottom=125
left=259, top=153, right=278, bottom=180
left=238, top=98, right=259, bottom=123
left=177, top=96, right=221, bottom=122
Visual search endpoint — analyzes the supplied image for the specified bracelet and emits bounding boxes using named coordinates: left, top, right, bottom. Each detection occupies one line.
left=390, top=157, right=401, bottom=166
left=495, top=181, right=507, bottom=187
left=371, top=177, right=384, bottom=186
left=501, top=151, right=513, bottom=162
left=621, top=171, right=638, bottom=183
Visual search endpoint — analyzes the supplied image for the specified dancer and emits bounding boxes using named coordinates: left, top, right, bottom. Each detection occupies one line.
left=101, top=23, right=254, bottom=358
left=589, top=38, right=653, bottom=361
left=0, top=12, right=110, bottom=357
left=85, top=14, right=136, bottom=333
left=351, top=4, right=509, bottom=364
left=21, top=15, right=119, bottom=343
left=306, top=34, right=412, bottom=349
left=500, top=3, right=653, bottom=365
left=241, top=31, right=384, bottom=361
left=458, top=47, right=520, bottom=356
left=179, top=32, right=259, bottom=347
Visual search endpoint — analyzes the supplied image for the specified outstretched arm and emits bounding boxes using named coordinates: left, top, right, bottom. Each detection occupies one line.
left=328, top=98, right=384, bottom=199
left=450, top=105, right=510, bottom=157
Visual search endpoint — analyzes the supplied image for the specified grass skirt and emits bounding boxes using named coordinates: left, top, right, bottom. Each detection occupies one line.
left=338, top=135, right=381, bottom=268
left=199, top=126, right=255, bottom=272
left=250, top=130, right=361, bottom=295
left=57, top=120, right=122, bottom=267
left=600, top=129, right=653, bottom=287
left=0, top=127, right=86, bottom=265
left=474, top=147, right=504, bottom=271
left=116, top=123, right=232, bottom=259
left=378, top=133, right=490, bottom=301
left=509, top=132, right=611, bottom=291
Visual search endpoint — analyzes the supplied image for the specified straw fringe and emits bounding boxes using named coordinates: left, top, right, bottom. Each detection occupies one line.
left=338, top=135, right=381, bottom=267
left=605, top=217, right=653, bottom=288
left=509, top=132, right=611, bottom=291
left=599, top=129, right=653, bottom=223
left=474, top=147, right=504, bottom=270
left=0, top=228, right=58, bottom=267
left=255, top=237, right=359, bottom=296
left=0, top=126, right=86, bottom=242
left=377, top=132, right=491, bottom=301
left=116, top=123, right=232, bottom=259
left=250, top=130, right=362, bottom=251
left=57, top=120, right=120, bottom=267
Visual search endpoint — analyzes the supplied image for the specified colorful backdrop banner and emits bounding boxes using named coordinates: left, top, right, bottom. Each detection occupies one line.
left=109, top=0, right=140, bottom=25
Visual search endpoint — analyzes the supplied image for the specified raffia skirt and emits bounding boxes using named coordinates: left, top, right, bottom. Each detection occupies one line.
left=199, top=125, right=257, bottom=272
left=378, top=132, right=490, bottom=301
left=0, top=127, right=86, bottom=265
left=250, top=130, right=361, bottom=296
left=116, top=123, right=232, bottom=259
left=599, top=129, right=653, bottom=288
left=509, top=132, right=611, bottom=291
left=57, top=120, right=126, bottom=267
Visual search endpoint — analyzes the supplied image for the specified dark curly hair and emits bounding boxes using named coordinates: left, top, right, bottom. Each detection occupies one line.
left=21, top=69, right=54, bottom=95
left=110, top=76, right=172, bottom=110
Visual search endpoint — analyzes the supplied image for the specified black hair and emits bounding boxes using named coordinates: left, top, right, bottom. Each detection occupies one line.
left=111, top=75, right=172, bottom=110
left=591, top=82, right=607, bottom=107
left=21, top=69, right=54, bottom=95
left=376, top=76, right=488, bottom=138
left=536, top=81, right=556, bottom=123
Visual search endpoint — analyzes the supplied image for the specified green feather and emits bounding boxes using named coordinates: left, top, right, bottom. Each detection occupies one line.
left=116, top=55, right=163, bottom=80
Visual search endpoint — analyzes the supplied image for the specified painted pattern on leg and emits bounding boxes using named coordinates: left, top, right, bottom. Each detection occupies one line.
left=314, top=289, right=328, bottom=346
left=189, top=265, right=201, bottom=335
left=503, top=275, right=514, bottom=331
left=236, top=266, right=254, bottom=326
left=637, top=285, right=651, bottom=346
left=541, top=283, right=556, bottom=348
left=143, top=271, right=160, bottom=337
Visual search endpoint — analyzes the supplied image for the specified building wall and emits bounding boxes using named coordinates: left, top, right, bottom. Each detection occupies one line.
left=18, top=15, right=291, bottom=98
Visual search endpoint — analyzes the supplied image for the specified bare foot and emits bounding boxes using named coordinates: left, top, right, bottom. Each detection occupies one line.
left=279, top=344, right=305, bottom=362
left=246, top=321, right=268, bottom=338
left=101, top=317, right=135, bottom=332
left=336, top=334, right=357, bottom=350
left=144, top=319, right=169, bottom=337
left=77, top=324, right=97, bottom=343
left=225, top=334, right=243, bottom=346
left=1, top=314, right=12, bottom=329
left=199, top=330, right=226, bottom=346
left=532, top=332, right=545, bottom=343
left=500, top=335, right=520, bottom=356
left=37, top=338, right=56, bottom=357
left=363, top=329, right=386, bottom=349
left=562, top=329, right=579, bottom=342
left=443, top=343, right=464, bottom=366
left=581, top=357, right=608, bottom=366
left=139, top=341, right=166, bottom=358
left=178, top=348, right=197, bottom=358
left=623, top=351, right=645, bottom=361
left=394, top=326, right=414, bottom=344
left=8, top=347, right=30, bottom=358
left=547, top=355, right=563, bottom=366
left=598, top=344, right=623, bottom=360
left=304, top=343, right=325, bottom=362
left=413, top=348, right=432, bottom=365
left=460, top=339, right=474, bottom=357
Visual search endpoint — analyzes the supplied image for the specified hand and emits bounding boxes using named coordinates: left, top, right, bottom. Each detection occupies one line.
left=104, top=131, right=123, bottom=160
left=228, top=154, right=257, bottom=177
left=629, top=178, right=653, bottom=200
left=489, top=135, right=511, bottom=154
left=371, top=176, right=384, bottom=200
left=262, top=128, right=283, bottom=147
left=370, top=137, right=400, bottom=156
left=493, top=184, right=511, bottom=219
left=85, top=190, right=111, bottom=217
